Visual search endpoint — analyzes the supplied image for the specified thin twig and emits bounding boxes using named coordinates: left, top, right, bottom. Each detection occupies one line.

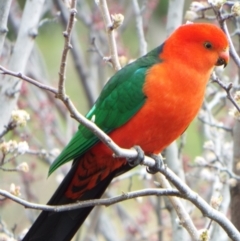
left=97, top=0, right=121, bottom=71
left=222, top=20, right=240, bottom=68
left=0, top=188, right=180, bottom=211
left=132, top=0, right=147, bottom=56
left=155, top=172, right=199, bottom=241
left=198, top=116, right=232, bottom=132
left=189, top=163, right=240, bottom=181
left=0, top=66, right=58, bottom=94
left=89, top=37, right=105, bottom=59
left=58, top=0, right=77, bottom=97
left=0, top=121, right=17, bottom=138
left=0, top=166, right=18, bottom=172
left=211, top=72, right=240, bottom=112
left=55, top=0, right=96, bottom=105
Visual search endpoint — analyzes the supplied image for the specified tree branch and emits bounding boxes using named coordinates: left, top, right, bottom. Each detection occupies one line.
left=156, top=172, right=199, bottom=241
left=58, top=0, right=77, bottom=97
left=159, top=165, right=240, bottom=241
left=97, top=0, right=121, bottom=71
left=0, top=66, right=57, bottom=95
left=0, top=188, right=180, bottom=211
left=0, top=0, right=12, bottom=56
left=211, top=72, right=240, bottom=113
left=0, top=0, right=45, bottom=132
left=132, top=0, right=147, bottom=56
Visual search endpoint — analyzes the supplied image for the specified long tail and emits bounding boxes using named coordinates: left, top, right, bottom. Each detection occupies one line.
left=21, top=161, right=119, bottom=241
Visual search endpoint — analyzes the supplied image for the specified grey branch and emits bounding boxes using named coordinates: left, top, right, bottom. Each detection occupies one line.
left=159, top=166, right=240, bottom=241
left=132, top=0, right=147, bottom=56
left=211, top=72, right=240, bottom=113
left=97, top=0, right=121, bottom=71
left=0, top=188, right=180, bottom=211
left=0, top=0, right=45, bottom=133
left=0, top=0, right=12, bottom=56
left=58, top=0, right=77, bottom=97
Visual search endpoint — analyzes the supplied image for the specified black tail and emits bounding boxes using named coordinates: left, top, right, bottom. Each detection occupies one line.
left=21, top=161, right=118, bottom=241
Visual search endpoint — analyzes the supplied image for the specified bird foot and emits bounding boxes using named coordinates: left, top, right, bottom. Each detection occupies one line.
left=146, top=154, right=164, bottom=174
left=128, top=145, right=145, bottom=167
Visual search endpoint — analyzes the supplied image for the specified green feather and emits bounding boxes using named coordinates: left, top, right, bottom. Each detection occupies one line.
left=48, top=45, right=163, bottom=175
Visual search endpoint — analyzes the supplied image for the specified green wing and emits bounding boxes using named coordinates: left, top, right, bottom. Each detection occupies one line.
left=48, top=45, right=163, bottom=175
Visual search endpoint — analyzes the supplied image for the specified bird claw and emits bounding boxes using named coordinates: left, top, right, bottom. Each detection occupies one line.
left=146, top=154, right=164, bottom=174
left=128, top=145, right=145, bottom=167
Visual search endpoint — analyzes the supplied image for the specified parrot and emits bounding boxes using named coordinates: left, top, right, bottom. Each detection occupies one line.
left=22, top=23, right=229, bottom=241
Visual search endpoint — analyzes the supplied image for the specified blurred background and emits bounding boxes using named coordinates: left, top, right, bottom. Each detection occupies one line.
left=0, top=0, right=239, bottom=240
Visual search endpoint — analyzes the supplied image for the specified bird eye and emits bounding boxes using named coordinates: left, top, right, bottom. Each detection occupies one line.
left=204, top=42, right=212, bottom=49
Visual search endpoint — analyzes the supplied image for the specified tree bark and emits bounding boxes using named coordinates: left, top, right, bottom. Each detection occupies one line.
left=231, top=120, right=240, bottom=230
left=0, top=0, right=45, bottom=133
left=0, top=0, right=12, bottom=56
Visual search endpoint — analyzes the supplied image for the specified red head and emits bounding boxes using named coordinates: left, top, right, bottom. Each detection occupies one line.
left=161, top=23, right=229, bottom=72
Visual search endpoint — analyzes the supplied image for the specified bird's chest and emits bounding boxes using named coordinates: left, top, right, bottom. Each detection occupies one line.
left=119, top=93, right=200, bottom=153
left=95, top=64, right=207, bottom=156
left=112, top=66, right=206, bottom=153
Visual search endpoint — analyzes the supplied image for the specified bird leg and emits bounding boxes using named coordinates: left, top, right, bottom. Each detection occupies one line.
left=146, top=154, right=164, bottom=174
left=128, top=145, right=145, bottom=167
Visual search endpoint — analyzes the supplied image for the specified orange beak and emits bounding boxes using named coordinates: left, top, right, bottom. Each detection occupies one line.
left=216, top=49, right=229, bottom=68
